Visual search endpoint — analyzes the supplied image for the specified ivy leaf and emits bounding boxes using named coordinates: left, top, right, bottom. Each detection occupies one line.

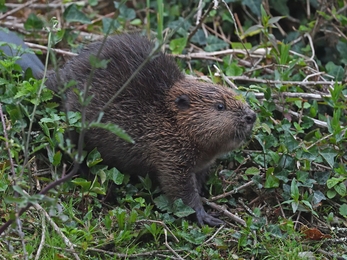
left=63, top=4, right=91, bottom=24
left=243, top=0, right=262, bottom=16
left=24, top=13, right=44, bottom=30
left=339, top=204, right=347, bottom=216
left=204, top=36, right=228, bottom=52
left=172, top=199, right=195, bottom=218
left=334, top=182, right=347, bottom=197
left=102, top=18, right=120, bottom=34
left=245, top=167, right=260, bottom=175
left=264, top=167, right=280, bottom=188
left=71, top=178, right=91, bottom=191
left=312, top=190, right=326, bottom=205
left=169, top=37, right=187, bottom=55
left=269, top=0, right=289, bottom=15
left=336, top=40, right=347, bottom=65
left=319, top=148, right=337, bottom=168
left=327, top=177, right=345, bottom=189
left=226, top=61, right=244, bottom=76
left=325, top=61, right=344, bottom=81
left=87, top=148, right=103, bottom=167
left=154, top=195, right=171, bottom=212
left=105, top=167, right=124, bottom=185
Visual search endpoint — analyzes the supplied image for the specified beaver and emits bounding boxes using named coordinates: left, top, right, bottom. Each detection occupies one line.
left=0, top=31, right=256, bottom=226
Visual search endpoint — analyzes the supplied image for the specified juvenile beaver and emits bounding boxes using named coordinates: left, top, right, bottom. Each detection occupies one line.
left=1, top=32, right=256, bottom=226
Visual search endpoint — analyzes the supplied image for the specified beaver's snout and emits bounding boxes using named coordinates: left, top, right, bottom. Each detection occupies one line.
left=244, top=108, right=257, bottom=125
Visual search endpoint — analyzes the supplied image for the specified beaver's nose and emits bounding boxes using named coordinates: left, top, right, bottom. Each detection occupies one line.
left=243, top=109, right=256, bottom=125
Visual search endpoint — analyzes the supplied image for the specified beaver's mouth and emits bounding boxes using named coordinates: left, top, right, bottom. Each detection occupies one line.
left=235, top=123, right=254, bottom=140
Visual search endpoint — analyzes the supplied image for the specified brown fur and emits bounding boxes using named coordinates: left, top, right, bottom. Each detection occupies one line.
left=45, top=34, right=256, bottom=226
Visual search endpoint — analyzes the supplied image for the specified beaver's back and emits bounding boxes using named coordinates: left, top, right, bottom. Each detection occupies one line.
left=46, top=34, right=183, bottom=112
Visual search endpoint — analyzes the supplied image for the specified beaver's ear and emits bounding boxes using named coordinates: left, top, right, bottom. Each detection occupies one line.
left=175, top=94, right=190, bottom=110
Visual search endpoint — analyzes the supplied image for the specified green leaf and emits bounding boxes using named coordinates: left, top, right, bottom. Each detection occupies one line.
left=264, top=167, right=280, bottom=188
left=327, top=177, right=345, bottom=189
left=63, top=4, right=91, bottom=24
left=12, top=185, right=29, bottom=197
left=52, top=151, right=62, bottom=166
left=326, top=189, right=336, bottom=199
left=339, top=204, right=347, bottom=216
left=114, top=1, right=136, bottom=20
left=312, top=190, right=326, bottom=205
left=71, top=178, right=91, bottom=191
left=169, top=37, right=187, bottom=55
left=268, top=16, right=285, bottom=25
left=89, top=122, right=134, bottom=143
left=105, top=167, right=124, bottom=185
left=231, top=42, right=252, bottom=49
left=334, top=182, right=347, bottom=197
left=204, top=36, right=229, bottom=52
left=89, top=55, right=110, bottom=69
left=313, top=171, right=330, bottom=185
left=102, top=18, right=121, bottom=34
left=4, top=196, right=28, bottom=207
left=336, top=40, right=347, bottom=64
left=243, top=0, right=262, bottom=16
left=138, top=174, right=152, bottom=192
left=325, top=61, right=344, bottom=81
left=172, top=199, right=195, bottom=218
left=24, top=13, right=44, bottom=30
left=178, top=228, right=207, bottom=245
left=269, top=0, right=289, bottom=15
left=154, top=194, right=171, bottom=212
left=242, top=25, right=263, bottom=39
left=279, top=43, right=290, bottom=65
left=226, top=61, right=243, bottom=76
left=319, top=148, right=337, bottom=168
left=190, top=29, right=207, bottom=45
left=245, top=167, right=260, bottom=175
left=290, top=178, right=299, bottom=201
left=87, top=148, right=103, bottom=167
left=291, top=201, right=299, bottom=213
left=90, top=180, right=106, bottom=195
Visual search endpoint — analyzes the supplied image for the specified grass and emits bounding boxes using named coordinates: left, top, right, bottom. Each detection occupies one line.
left=1, top=0, right=347, bottom=259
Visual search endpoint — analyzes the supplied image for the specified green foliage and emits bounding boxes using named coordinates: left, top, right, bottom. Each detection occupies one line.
left=1, top=0, right=347, bottom=259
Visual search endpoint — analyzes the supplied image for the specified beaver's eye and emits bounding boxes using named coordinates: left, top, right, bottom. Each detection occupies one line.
left=215, top=103, right=225, bottom=111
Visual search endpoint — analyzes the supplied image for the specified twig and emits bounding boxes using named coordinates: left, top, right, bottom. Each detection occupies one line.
left=0, top=0, right=39, bottom=20
left=176, top=48, right=271, bottom=59
left=275, top=104, right=328, bottom=128
left=34, top=212, right=46, bottom=260
left=213, top=65, right=238, bottom=89
left=15, top=217, right=27, bottom=260
left=25, top=42, right=77, bottom=57
left=136, top=219, right=179, bottom=243
left=227, top=76, right=339, bottom=88
left=5, top=3, right=70, bottom=9
left=0, top=163, right=79, bottom=235
left=164, top=229, right=183, bottom=260
left=252, top=92, right=346, bottom=101
left=203, top=224, right=225, bottom=245
left=211, top=178, right=258, bottom=201
left=84, top=247, right=182, bottom=259
left=0, top=103, right=16, bottom=175
left=201, top=198, right=246, bottom=226
left=187, top=1, right=215, bottom=44
left=27, top=193, right=80, bottom=260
